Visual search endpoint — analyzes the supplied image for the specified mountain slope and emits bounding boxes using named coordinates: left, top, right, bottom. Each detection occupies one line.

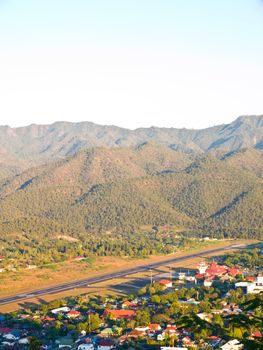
left=0, top=146, right=261, bottom=238
left=222, top=148, right=263, bottom=178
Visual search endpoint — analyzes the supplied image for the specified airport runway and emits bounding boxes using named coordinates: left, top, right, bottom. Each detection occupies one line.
left=0, top=244, right=237, bottom=306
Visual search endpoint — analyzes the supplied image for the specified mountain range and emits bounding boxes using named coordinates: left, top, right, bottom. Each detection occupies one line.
left=0, top=115, right=262, bottom=239
left=0, top=115, right=262, bottom=175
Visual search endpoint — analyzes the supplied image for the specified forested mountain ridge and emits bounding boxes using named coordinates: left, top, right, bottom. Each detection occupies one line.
left=0, top=115, right=262, bottom=179
left=0, top=144, right=262, bottom=239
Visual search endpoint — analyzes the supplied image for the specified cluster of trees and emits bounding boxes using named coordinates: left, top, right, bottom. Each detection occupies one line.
left=0, top=229, right=181, bottom=266
left=221, top=248, right=263, bottom=270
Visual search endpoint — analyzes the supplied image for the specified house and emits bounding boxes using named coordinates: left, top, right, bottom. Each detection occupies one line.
left=121, top=300, right=138, bottom=309
left=18, top=338, right=30, bottom=345
left=122, top=300, right=132, bottom=309
left=129, top=329, right=146, bottom=338
left=51, top=307, right=70, bottom=315
left=235, top=276, right=263, bottom=294
left=78, top=344, right=95, bottom=350
left=67, top=310, right=81, bottom=318
left=205, top=262, right=227, bottom=277
left=3, top=330, right=21, bottom=341
left=158, top=279, right=173, bottom=288
left=157, top=325, right=178, bottom=340
left=103, top=309, right=135, bottom=320
left=204, top=279, right=213, bottom=287
left=220, top=339, right=243, bottom=350
left=165, top=325, right=177, bottom=334
left=148, top=323, right=161, bottom=331
left=0, top=327, right=12, bottom=335
left=251, top=331, right=262, bottom=338
left=197, top=313, right=210, bottom=322
left=97, top=340, right=115, bottom=350
left=57, top=336, right=75, bottom=349
left=182, top=335, right=192, bottom=344
left=43, top=316, right=56, bottom=322
left=135, top=326, right=149, bottom=332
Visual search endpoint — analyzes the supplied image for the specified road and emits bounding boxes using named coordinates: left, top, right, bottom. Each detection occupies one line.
left=0, top=244, right=236, bottom=306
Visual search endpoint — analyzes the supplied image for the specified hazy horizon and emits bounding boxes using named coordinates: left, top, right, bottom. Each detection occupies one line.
left=0, top=0, right=263, bottom=129
left=1, top=114, right=262, bottom=131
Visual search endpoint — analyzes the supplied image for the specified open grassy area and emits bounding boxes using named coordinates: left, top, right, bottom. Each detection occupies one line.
left=0, top=239, right=257, bottom=312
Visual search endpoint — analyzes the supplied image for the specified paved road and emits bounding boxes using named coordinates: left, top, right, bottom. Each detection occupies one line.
left=0, top=245, right=236, bottom=306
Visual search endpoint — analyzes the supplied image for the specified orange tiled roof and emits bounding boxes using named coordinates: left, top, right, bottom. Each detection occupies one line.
left=104, top=309, right=135, bottom=319
left=159, top=279, right=172, bottom=285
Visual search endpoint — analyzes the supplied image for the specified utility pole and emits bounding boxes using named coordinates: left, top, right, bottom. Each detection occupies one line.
left=149, top=269, right=153, bottom=285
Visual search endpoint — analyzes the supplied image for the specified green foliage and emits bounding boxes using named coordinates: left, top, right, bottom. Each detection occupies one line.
left=135, top=309, right=151, bottom=326
left=29, top=337, right=42, bottom=350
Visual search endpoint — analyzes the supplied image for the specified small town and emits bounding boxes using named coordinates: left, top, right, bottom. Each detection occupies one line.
left=0, top=2, right=263, bottom=349
left=0, top=248, right=262, bottom=350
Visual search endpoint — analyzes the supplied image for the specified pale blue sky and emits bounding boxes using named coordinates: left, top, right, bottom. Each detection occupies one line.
left=0, top=0, right=263, bottom=129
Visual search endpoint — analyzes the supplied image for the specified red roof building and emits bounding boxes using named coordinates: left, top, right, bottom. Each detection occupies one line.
left=43, top=316, right=55, bottom=322
left=67, top=310, right=81, bottom=318
left=227, top=267, right=241, bottom=276
left=148, top=323, right=161, bottom=331
left=165, top=325, right=177, bottom=334
left=246, top=276, right=256, bottom=282
left=97, top=340, right=115, bottom=350
left=0, top=328, right=12, bottom=334
left=122, top=301, right=138, bottom=308
left=205, top=262, right=227, bottom=276
left=158, top=279, right=173, bottom=288
left=128, top=329, right=146, bottom=338
left=251, top=331, right=262, bottom=338
left=103, top=309, right=135, bottom=320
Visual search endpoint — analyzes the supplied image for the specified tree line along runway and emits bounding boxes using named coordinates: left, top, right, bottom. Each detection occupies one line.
left=0, top=244, right=241, bottom=306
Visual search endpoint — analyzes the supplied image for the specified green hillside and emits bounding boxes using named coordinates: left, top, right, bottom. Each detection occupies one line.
left=0, top=145, right=262, bottom=240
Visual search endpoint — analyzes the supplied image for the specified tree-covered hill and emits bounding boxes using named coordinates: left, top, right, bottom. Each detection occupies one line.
left=0, top=145, right=262, bottom=239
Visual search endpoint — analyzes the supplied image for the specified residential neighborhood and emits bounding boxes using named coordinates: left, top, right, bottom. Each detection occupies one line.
left=0, top=248, right=262, bottom=350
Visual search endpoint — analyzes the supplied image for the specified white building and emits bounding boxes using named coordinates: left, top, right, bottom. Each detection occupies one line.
left=220, top=339, right=243, bottom=350
left=204, top=279, right=213, bottom=287
left=235, top=276, right=263, bottom=294
left=18, top=338, right=30, bottom=345
left=51, top=307, right=70, bottom=314
left=198, top=261, right=208, bottom=274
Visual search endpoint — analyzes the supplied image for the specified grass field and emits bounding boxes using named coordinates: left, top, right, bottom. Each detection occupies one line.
left=0, top=239, right=257, bottom=313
